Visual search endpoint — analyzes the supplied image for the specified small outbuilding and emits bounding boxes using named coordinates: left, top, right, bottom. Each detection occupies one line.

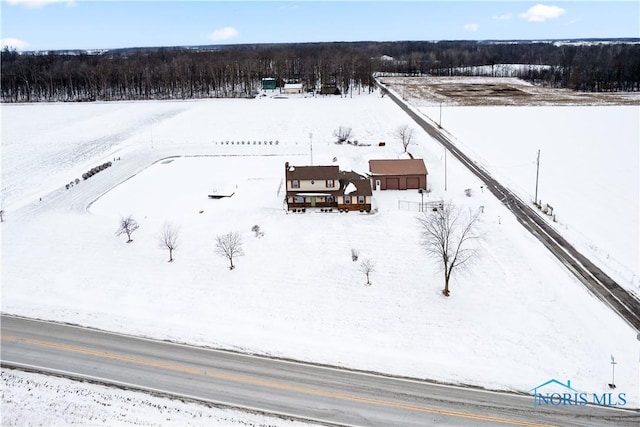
left=319, top=83, right=341, bottom=95
left=282, top=83, right=303, bottom=94
left=262, top=78, right=277, bottom=90
left=369, top=158, right=428, bottom=191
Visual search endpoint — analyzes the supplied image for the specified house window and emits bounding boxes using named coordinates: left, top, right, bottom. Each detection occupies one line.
left=292, top=180, right=299, bottom=189
left=358, top=196, right=365, bottom=204
left=294, top=196, right=304, bottom=203
left=327, top=196, right=334, bottom=202
left=327, top=179, right=334, bottom=188
left=345, top=195, right=351, bottom=204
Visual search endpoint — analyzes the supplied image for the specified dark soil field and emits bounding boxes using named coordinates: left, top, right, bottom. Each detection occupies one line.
left=380, top=76, right=640, bottom=106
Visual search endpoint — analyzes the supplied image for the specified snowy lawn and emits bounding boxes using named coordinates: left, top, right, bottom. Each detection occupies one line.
left=2, top=92, right=639, bottom=411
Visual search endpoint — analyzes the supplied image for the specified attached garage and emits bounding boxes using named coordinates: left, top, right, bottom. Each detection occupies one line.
left=369, top=159, right=428, bottom=191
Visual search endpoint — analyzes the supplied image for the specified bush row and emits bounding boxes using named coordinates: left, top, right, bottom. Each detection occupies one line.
left=82, top=162, right=112, bottom=180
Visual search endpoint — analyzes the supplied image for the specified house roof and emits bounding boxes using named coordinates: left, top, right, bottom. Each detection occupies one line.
left=369, top=159, right=428, bottom=176
left=284, top=165, right=371, bottom=197
left=339, top=170, right=372, bottom=196
left=286, top=165, right=339, bottom=181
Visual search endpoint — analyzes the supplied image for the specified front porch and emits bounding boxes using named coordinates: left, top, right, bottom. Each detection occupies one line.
left=286, top=193, right=339, bottom=211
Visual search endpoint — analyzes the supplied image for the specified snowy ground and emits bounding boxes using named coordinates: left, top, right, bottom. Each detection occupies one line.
left=418, top=104, right=639, bottom=296
left=382, top=76, right=639, bottom=296
left=1, top=368, right=312, bottom=426
left=2, top=88, right=639, bottom=419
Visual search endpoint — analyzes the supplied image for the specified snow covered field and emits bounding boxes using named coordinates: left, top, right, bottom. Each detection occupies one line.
left=1, top=368, right=311, bottom=426
left=2, top=89, right=639, bottom=417
left=417, top=104, right=639, bottom=296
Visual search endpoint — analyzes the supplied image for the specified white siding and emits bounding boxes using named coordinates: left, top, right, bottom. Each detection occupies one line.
left=290, top=179, right=332, bottom=191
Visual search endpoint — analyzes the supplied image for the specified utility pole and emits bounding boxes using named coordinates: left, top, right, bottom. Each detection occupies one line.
left=439, top=101, right=442, bottom=128
left=609, top=355, right=617, bottom=389
left=444, top=146, right=448, bottom=192
left=534, top=149, right=540, bottom=204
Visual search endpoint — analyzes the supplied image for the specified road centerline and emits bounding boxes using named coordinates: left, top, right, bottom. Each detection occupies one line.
left=1, top=333, right=548, bottom=426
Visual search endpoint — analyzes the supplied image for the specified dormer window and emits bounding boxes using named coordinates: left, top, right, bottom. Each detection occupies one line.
left=327, top=179, right=335, bottom=188
left=292, top=180, right=299, bottom=188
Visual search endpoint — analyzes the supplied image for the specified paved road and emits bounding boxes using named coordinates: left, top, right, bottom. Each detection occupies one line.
left=377, top=80, right=640, bottom=333
left=2, top=315, right=638, bottom=426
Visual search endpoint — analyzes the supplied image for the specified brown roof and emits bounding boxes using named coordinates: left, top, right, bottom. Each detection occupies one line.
left=369, top=159, right=427, bottom=176
left=286, top=164, right=339, bottom=181
left=339, top=171, right=372, bottom=196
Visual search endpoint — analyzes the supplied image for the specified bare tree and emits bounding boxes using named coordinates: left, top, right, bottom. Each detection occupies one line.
left=333, top=125, right=352, bottom=144
left=351, top=248, right=360, bottom=262
left=418, top=203, right=481, bottom=296
left=159, top=222, right=179, bottom=262
left=215, top=231, right=244, bottom=270
left=359, top=258, right=375, bottom=286
left=115, top=215, right=140, bottom=243
left=397, top=124, right=415, bottom=153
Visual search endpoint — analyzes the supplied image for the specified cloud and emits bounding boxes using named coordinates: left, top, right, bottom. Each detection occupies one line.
left=1, top=38, right=30, bottom=50
left=208, top=27, right=239, bottom=42
left=492, top=13, right=513, bottom=21
left=6, top=0, right=75, bottom=8
left=464, top=23, right=480, bottom=32
left=519, top=4, right=566, bottom=22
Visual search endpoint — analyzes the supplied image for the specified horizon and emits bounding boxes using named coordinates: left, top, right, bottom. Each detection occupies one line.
left=8, top=37, right=640, bottom=55
left=1, top=1, right=639, bottom=52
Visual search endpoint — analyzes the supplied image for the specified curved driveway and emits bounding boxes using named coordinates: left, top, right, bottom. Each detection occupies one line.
left=2, top=315, right=638, bottom=426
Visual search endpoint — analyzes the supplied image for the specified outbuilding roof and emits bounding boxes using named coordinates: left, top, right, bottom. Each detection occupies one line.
left=368, top=159, right=428, bottom=176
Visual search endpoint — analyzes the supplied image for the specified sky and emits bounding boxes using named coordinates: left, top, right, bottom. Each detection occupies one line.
left=1, top=1, right=639, bottom=51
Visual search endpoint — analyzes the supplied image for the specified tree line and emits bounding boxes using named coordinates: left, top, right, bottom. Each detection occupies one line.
left=2, top=40, right=639, bottom=102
